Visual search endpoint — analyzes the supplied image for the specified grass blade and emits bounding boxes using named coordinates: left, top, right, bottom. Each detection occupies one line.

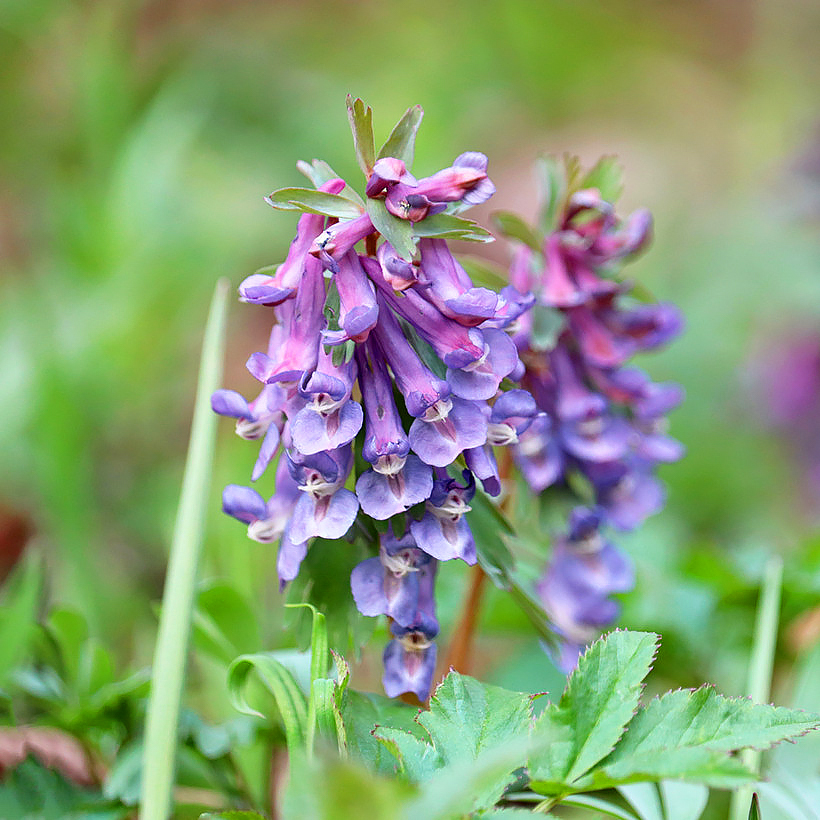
left=139, top=279, right=229, bottom=820
left=729, top=555, right=784, bottom=820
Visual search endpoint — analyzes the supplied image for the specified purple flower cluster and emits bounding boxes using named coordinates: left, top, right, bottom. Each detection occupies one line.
left=500, top=161, right=685, bottom=668
left=213, top=109, right=536, bottom=700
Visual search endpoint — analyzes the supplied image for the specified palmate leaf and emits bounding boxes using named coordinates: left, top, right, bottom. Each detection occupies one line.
left=574, top=687, right=820, bottom=791
left=529, top=631, right=659, bottom=792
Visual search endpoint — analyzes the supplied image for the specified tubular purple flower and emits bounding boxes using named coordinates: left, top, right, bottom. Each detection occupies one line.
left=377, top=242, right=420, bottom=291
left=365, top=157, right=416, bottom=198
left=289, top=348, right=363, bottom=455
left=416, top=239, right=500, bottom=326
left=382, top=624, right=438, bottom=701
left=369, top=293, right=451, bottom=418
left=330, top=251, right=379, bottom=344
left=286, top=446, right=359, bottom=543
left=408, top=396, right=488, bottom=468
left=245, top=261, right=326, bottom=386
left=310, top=212, right=375, bottom=260
left=239, top=178, right=346, bottom=305
left=350, top=529, right=437, bottom=628
left=365, top=257, right=486, bottom=368
left=487, top=389, right=539, bottom=445
left=412, top=152, right=495, bottom=207
left=446, top=328, right=519, bottom=401
left=464, top=444, right=501, bottom=497
left=410, top=470, right=477, bottom=563
left=354, top=340, right=433, bottom=518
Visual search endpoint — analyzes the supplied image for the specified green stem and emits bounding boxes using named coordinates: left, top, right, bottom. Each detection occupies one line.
left=139, top=280, right=229, bottom=820
left=729, top=555, right=784, bottom=820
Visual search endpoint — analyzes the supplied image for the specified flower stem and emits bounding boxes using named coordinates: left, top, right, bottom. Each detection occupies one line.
left=440, top=564, right=487, bottom=675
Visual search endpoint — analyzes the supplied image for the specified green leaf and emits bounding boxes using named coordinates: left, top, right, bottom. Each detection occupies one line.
left=374, top=671, right=534, bottom=811
left=575, top=687, right=820, bottom=791
left=402, top=734, right=533, bottom=820
left=748, top=793, right=760, bottom=820
left=377, top=104, right=424, bottom=166
left=529, top=631, right=659, bottom=792
left=413, top=213, right=494, bottom=243
left=266, top=187, right=363, bottom=219
left=346, top=95, right=375, bottom=176
left=535, top=155, right=566, bottom=233
left=227, top=652, right=309, bottom=753
left=199, top=813, right=268, bottom=820
left=297, top=159, right=365, bottom=207
left=341, top=690, right=421, bottom=775
left=581, top=155, right=624, bottom=202
left=0, top=555, right=42, bottom=683
left=192, top=581, right=259, bottom=665
left=491, top=211, right=541, bottom=250
left=139, top=279, right=229, bottom=820
left=529, top=305, right=566, bottom=352
left=366, top=198, right=416, bottom=261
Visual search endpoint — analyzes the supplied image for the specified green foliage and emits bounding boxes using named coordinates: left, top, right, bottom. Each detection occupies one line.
left=377, top=105, right=424, bottom=166
left=529, top=631, right=659, bottom=790
left=346, top=96, right=375, bottom=176
left=491, top=211, right=542, bottom=250
left=264, top=187, right=363, bottom=219
left=580, top=155, right=624, bottom=202
left=0, top=756, right=128, bottom=820
left=414, top=213, right=495, bottom=242
left=366, top=198, right=416, bottom=260
left=528, top=305, right=566, bottom=352
left=0, top=556, right=42, bottom=686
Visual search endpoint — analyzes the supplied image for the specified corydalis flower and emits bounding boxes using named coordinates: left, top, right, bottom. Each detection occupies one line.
left=538, top=507, right=634, bottom=671
left=213, top=99, right=527, bottom=700
left=498, top=156, right=684, bottom=666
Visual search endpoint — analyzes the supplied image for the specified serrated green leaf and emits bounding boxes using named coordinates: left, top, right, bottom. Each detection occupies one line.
left=530, top=305, right=566, bottom=352
left=377, top=105, right=423, bottom=166
left=402, top=734, right=533, bottom=820
left=420, top=672, right=532, bottom=767
left=373, top=726, right=443, bottom=780
left=366, top=198, right=416, bottom=261
left=581, top=156, right=624, bottom=202
left=341, top=690, right=421, bottom=775
left=227, top=652, right=308, bottom=753
left=346, top=95, right=375, bottom=176
left=413, top=213, right=494, bottom=243
left=491, top=211, right=541, bottom=250
left=530, top=631, right=659, bottom=791
left=574, top=687, right=820, bottom=791
left=266, top=187, right=363, bottom=219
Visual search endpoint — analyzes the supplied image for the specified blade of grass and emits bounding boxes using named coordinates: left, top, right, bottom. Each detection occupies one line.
left=139, top=279, right=229, bottom=820
left=729, top=555, right=784, bottom=820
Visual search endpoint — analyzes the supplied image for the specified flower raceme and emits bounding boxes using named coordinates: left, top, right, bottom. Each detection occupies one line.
left=212, top=100, right=527, bottom=700
left=496, top=156, right=685, bottom=668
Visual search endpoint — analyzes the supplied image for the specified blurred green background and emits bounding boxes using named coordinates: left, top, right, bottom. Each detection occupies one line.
left=1, top=0, right=819, bottom=744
